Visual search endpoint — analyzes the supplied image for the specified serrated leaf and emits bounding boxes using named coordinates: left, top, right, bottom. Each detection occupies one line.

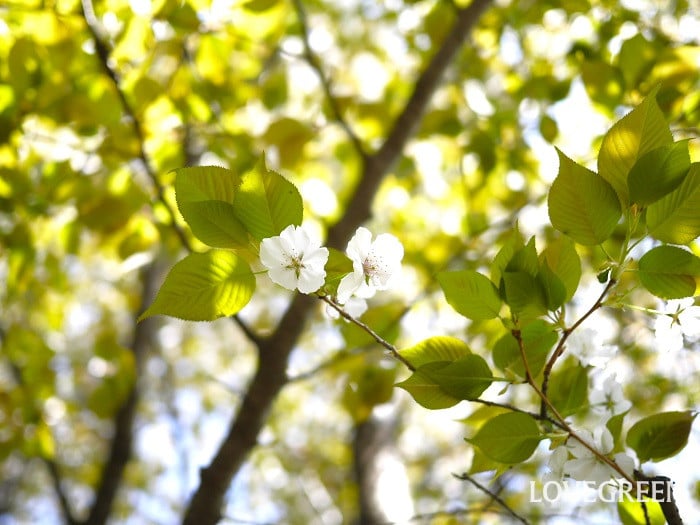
left=139, top=250, right=255, bottom=321
left=399, top=336, right=472, bottom=368
left=548, top=363, right=588, bottom=417
left=437, top=270, right=502, bottom=320
left=540, top=236, right=581, bottom=301
left=505, top=237, right=539, bottom=277
left=598, top=88, right=673, bottom=206
left=638, top=245, right=700, bottom=299
left=466, top=412, right=542, bottom=464
left=233, top=156, right=303, bottom=240
left=420, top=354, right=493, bottom=400
left=548, top=149, right=621, bottom=245
left=647, top=163, right=700, bottom=244
left=178, top=200, right=250, bottom=249
left=491, top=228, right=524, bottom=285
left=626, top=411, right=696, bottom=462
left=628, top=141, right=690, bottom=206
left=492, top=320, right=557, bottom=378
left=174, top=166, right=241, bottom=205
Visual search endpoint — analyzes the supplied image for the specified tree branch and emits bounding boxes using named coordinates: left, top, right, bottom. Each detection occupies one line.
left=454, top=472, right=531, bottom=525
left=326, top=0, right=494, bottom=249
left=180, top=2, right=493, bottom=523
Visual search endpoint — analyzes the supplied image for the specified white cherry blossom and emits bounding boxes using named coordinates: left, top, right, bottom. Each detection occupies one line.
left=567, top=328, right=617, bottom=367
left=260, top=224, right=329, bottom=294
left=563, top=427, right=635, bottom=484
left=337, top=227, right=403, bottom=304
left=589, top=374, right=631, bottom=421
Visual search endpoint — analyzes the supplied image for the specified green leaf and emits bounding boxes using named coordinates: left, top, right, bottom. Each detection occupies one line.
left=492, top=320, right=557, bottom=378
left=437, top=270, right=502, bottom=320
left=548, top=148, right=621, bottom=245
left=420, top=354, right=493, bottom=400
left=399, top=336, right=472, bottom=368
left=466, top=412, right=542, bottom=464
left=178, top=200, right=250, bottom=249
left=501, top=271, right=546, bottom=317
left=537, top=260, right=567, bottom=311
left=505, top=237, right=539, bottom=277
left=647, top=163, right=700, bottom=244
left=174, top=166, right=241, bottom=205
left=395, top=363, right=461, bottom=410
left=628, top=141, right=690, bottom=206
left=139, top=250, right=255, bottom=321
left=491, top=228, right=524, bottom=285
left=233, top=156, right=303, bottom=240
left=598, top=88, right=673, bottom=206
left=548, top=363, right=588, bottom=417
left=638, top=245, right=700, bottom=299
left=626, top=411, right=696, bottom=462
left=540, top=236, right=581, bottom=301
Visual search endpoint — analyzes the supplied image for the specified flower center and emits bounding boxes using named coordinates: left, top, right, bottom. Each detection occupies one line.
left=285, top=252, right=305, bottom=278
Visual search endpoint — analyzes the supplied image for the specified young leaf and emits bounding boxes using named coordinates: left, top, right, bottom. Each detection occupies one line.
left=466, top=412, right=542, bottom=464
left=139, top=250, right=255, bottom=321
left=548, top=148, right=621, bottom=245
left=323, top=247, right=354, bottom=295
left=233, top=156, right=303, bottom=240
left=638, top=245, right=700, bottom=299
left=505, top=237, right=539, bottom=277
left=618, top=494, right=665, bottom=525
left=178, top=200, right=250, bottom=249
left=420, top=354, right=493, bottom=400
left=627, top=141, right=690, bottom=206
left=548, top=363, right=588, bottom=417
left=540, top=236, right=581, bottom=302
left=437, top=270, right=502, bottom=320
left=399, top=336, right=473, bottom=368
left=490, top=227, right=524, bottom=285
left=647, top=163, right=700, bottom=244
left=492, top=320, right=557, bottom=378
left=626, top=411, right=696, bottom=462
left=598, top=88, right=673, bottom=206
left=174, top=165, right=241, bottom=205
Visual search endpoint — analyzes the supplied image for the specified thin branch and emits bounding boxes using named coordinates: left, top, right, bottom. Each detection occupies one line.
left=540, top=278, right=617, bottom=417
left=320, top=296, right=415, bottom=371
left=290, top=0, right=365, bottom=156
left=326, top=0, right=494, bottom=249
left=454, top=472, right=530, bottom=525
left=80, top=0, right=191, bottom=252
left=46, top=457, right=79, bottom=525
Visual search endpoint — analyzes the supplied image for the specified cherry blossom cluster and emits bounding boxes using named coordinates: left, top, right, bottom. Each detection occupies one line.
left=259, top=225, right=403, bottom=314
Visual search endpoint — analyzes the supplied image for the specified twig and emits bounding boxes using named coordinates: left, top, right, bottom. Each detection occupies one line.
left=454, top=472, right=530, bottom=525
left=320, top=296, right=415, bottom=371
left=634, top=470, right=684, bottom=525
left=46, top=458, right=78, bottom=525
left=540, top=278, right=617, bottom=417
left=290, top=0, right=366, bottom=156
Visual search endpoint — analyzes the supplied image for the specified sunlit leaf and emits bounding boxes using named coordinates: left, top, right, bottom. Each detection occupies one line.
left=548, top=363, right=588, bottom=417
left=598, top=88, right=672, bottom=206
left=399, top=336, right=473, bottom=368
left=139, top=250, right=255, bottom=321
left=492, top=320, right=557, bottom=378
left=437, top=270, right=502, bottom=320
left=233, top=156, right=303, bottom=240
left=627, top=141, right=690, bottom=206
left=178, top=200, right=250, bottom=249
left=549, top=148, right=621, bottom=245
left=540, top=236, right=581, bottom=301
left=647, top=163, right=700, bottom=244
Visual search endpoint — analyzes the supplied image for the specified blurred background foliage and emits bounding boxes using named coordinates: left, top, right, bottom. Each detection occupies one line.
left=0, top=0, right=699, bottom=523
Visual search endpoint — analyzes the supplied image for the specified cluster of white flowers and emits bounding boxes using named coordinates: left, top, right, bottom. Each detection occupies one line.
left=546, top=427, right=635, bottom=485
left=259, top=225, right=403, bottom=314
